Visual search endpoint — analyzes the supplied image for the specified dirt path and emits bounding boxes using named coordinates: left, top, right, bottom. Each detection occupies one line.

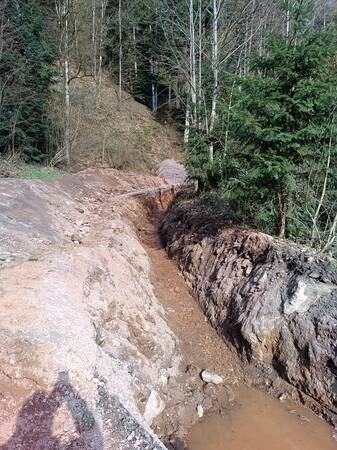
left=137, top=210, right=241, bottom=447
left=146, top=237, right=239, bottom=383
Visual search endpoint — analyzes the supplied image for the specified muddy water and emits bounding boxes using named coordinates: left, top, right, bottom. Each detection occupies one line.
left=188, top=386, right=336, bottom=450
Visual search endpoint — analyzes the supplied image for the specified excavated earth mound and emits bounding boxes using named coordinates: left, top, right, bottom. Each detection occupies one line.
left=161, top=196, right=337, bottom=427
left=0, top=169, right=182, bottom=450
left=0, top=168, right=239, bottom=450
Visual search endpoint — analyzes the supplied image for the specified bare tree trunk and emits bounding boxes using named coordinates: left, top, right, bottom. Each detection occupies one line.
left=168, top=84, right=172, bottom=111
left=311, top=132, right=332, bottom=244
left=64, top=0, right=71, bottom=166
left=322, top=213, right=337, bottom=253
left=92, top=0, right=97, bottom=80
left=98, top=0, right=106, bottom=86
left=198, top=0, right=202, bottom=129
left=149, top=22, right=158, bottom=117
left=152, top=80, right=158, bottom=116
left=224, top=79, right=236, bottom=156
left=150, top=58, right=156, bottom=116
left=278, top=193, right=287, bottom=239
left=209, top=0, right=219, bottom=162
left=247, top=0, right=255, bottom=72
left=243, top=17, right=249, bottom=75
left=285, top=1, right=290, bottom=38
left=189, top=0, right=197, bottom=124
left=118, top=0, right=122, bottom=106
left=184, top=105, right=190, bottom=145
left=74, top=17, right=80, bottom=66
left=133, top=24, right=138, bottom=78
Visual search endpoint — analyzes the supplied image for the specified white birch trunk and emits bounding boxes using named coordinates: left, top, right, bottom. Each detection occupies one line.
left=311, top=134, right=332, bottom=244
left=198, top=0, right=202, bottom=129
left=184, top=106, right=190, bottom=146
left=209, top=0, right=219, bottom=162
left=92, top=0, right=97, bottom=80
left=64, top=0, right=71, bottom=165
left=286, top=2, right=290, bottom=38
left=189, top=0, right=197, bottom=124
left=118, top=0, right=122, bottom=105
left=322, top=213, right=337, bottom=253
left=98, top=0, right=106, bottom=86
left=133, top=25, right=138, bottom=78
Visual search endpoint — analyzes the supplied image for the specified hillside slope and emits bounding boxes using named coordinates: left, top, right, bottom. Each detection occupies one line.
left=66, top=76, right=183, bottom=173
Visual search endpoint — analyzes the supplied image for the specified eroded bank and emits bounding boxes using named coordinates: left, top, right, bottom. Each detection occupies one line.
left=160, top=193, right=337, bottom=429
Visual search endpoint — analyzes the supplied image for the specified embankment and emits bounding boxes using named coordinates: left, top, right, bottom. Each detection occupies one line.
left=161, top=196, right=337, bottom=426
left=0, top=169, right=181, bottom=449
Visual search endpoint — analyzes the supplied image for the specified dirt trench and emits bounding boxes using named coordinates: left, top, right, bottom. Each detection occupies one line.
left=132, top=199, right=241, bottom=447
left=0, top=168, right=239, bottom=450
left=1, top=168, right=335, bottom=450
left=123, top=191, right=337, bottom=450
left=160, top=194, right=337, bottom=430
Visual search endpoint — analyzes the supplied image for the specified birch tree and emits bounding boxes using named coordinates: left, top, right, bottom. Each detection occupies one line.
left=55, top=0, right=72, bottom=164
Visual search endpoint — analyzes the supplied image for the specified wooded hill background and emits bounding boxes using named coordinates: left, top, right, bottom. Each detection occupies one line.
left=1, top=0, right=336, bottom=254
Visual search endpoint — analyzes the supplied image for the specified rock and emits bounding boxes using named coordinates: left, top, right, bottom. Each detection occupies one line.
left=158, top=160, right=187, bottom=185
left=197, top=404, right=204, bottom=418
left=127, top=432, right=135, bottom=441
left=144, top=390, right=165, bottom=426
left=167, top=437, right=187, bottom=450
left=28, top=256, right=39, bottom=262
left=298, top=415, right=310, bottom=423
left=0, top=170, right=10, bottom=178
left=200, top=370, right=223, bottom=385
left=278, top=393, right=286, bottom=402
left=161, top=205, right=337, bottom=425
left=227, top=387, right=235, bottom=403
left=191, top=389, right=204, bottom=404
left=185, top=364, right=199, bottom=377
left=202, top=396, right=213, bottom=411
left=160, top=374, right=168, bottom=385
left=332, top=429, right=337, bottom=441
left=70, top=233, right=82, bottom=244
left=171, top=388, right=185, bottom=404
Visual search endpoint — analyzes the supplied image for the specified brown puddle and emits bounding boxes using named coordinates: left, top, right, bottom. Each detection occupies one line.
left=188, top=386, right=336, bottom=450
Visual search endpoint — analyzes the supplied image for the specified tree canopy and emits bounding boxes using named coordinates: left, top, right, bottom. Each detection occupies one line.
left=0, top=0, right=57, bottom=162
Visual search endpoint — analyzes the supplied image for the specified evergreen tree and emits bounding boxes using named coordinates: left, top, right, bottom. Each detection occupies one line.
left=188, top=23, right=337, bottom=251
left=0, top=0, right=57, bottom=162
left=227, top=30, right=337, bottom=239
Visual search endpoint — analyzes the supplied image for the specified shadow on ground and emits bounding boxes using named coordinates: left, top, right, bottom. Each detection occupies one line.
left=0, top=372, right=104, bottom=450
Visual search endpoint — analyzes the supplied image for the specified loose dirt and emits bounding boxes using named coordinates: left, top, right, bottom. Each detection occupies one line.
left=137, top=204, right=336, bottom=450
left=136, top=205, right=241, bottom=445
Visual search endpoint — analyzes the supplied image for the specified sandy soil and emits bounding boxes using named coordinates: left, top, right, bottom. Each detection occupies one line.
left=135, top=203, right=241, bottom=447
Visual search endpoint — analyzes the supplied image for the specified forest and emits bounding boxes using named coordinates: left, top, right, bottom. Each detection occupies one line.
left=0, top=0, right=336, bottom=255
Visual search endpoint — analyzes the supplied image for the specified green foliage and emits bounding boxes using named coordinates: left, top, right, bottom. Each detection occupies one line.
left=0, top=0, right=57, bottom=162
left=15, top=165, right=64, bottom=180
left=188, top=25, right=337, bottom=251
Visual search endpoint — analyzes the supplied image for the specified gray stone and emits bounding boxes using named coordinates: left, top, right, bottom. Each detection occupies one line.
left=200, top=370, right=223, bottom=385
left=144, top=390, right=165, bottom=426
left=161, top=207, right=337, bottom=426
